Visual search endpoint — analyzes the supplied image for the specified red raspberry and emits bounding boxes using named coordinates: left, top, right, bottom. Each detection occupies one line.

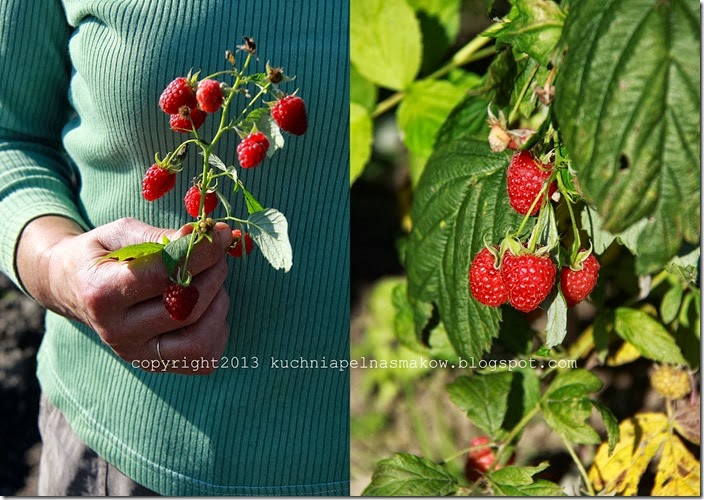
left=142, top=163, right=176, bottom=201
left=500, top=250, right=556, bottom=312
left=560, top=253, right=600, bottom=307
left=464, top=436, right=515, bottom=482
left=271, top=95, right=308, bottom=135
left=469, top=247, right=508, bottom=307
left=184, top=185, right=218, bottom=218
left=159, top=77, right=197, bottom=114
left=228, top=229, right=254, bottom=258
left=237, top=132, right=269, bottom=168
left=196, top=79, right=223, bottom=113
left=162, top=283, right=199, bottom=321
left=169, top=107, right=206, bottom=133
left=506, top=151, right=556, bottom=216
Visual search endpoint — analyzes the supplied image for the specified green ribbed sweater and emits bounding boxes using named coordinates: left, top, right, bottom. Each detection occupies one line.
left=0, top=0, right=349, bottom=495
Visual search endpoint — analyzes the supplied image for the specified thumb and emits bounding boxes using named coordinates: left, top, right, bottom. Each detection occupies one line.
left=95, top=217, right=181, bottom=251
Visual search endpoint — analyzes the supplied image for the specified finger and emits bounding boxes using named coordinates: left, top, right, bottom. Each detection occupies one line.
left=114, top=257, right=230, bottom=341
left=151, top=287, right=230, bottom=375
left=101, top=224, right=233, bottom=303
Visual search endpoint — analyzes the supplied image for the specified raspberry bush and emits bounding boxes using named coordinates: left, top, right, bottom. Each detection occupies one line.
left=105, top=37, right=305, bottom=321
left=352, top=0, right=699, bottom=496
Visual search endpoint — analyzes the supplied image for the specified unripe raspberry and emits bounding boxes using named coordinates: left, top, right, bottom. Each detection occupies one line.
left=650, top=365, right=691, bottom=400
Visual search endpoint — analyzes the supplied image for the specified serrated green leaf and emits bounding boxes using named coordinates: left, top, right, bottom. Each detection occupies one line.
left=207, top=153, right=227, bottom=171
left=247, top=208, right=292, bottom=272
left=591, top=399, right=620, bottom=455
left=351, top=102, right=373, bottom=185
left=487, top=463, right=566, bottom=496
left=487, top=0, right=565, bottom=65
left=555, top=0, right=700, bottom=273
left=488, top=462, right=549, bottom=486
left=544, top=289, right=568, bottom=348
left=406, top=99, right=525, bottom=358
left=546, top=368, right=603, bottom=396
left=351, top=64, right=378, bottom=112
left=240, top=184, right=265, bottom=214
left=351, top=0, right=422, bottom=90
left=614, top=307, right=686, bottom=364
left=254, top=113, right=285, bottom=156
left=580, top=207, right=648, bottom=258
left=362, top=453, right=458, bottom=496
left=543, top=369, right=606, bottom=444
left=447, top=372, right=513, bottom=437
left=396, top=79, right=467, bottom=158
left=103, top=242, right=164, bottom=262
left=544, top=397, right=602, bottom=445
left=162, top=235, right=191, bottom=276
left=239, top=107, right=269, bottom=133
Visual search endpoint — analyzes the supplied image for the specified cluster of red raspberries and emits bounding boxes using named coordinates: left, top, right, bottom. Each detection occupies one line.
left=137, top=50, right=308, bottom=321
left=469, top=151, right=600, bottom=312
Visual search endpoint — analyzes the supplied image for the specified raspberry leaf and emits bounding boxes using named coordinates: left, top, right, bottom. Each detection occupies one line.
left=613, top=307, right=686, bottom=364
left=103, top=242, right=164, bottom=262
left=406, top=99, right=525, bottom=359
left=162, top=235, right=191, bottom=277
left=350, top=102, right=373, bottom=185
left=362, top=453, right=458, bottom=496
left=350, top=0, right=422, bottom=91
left=485, top=0, right=566, bottom=66
left=486, top=462, right=565, bottom=496
left=544, top=289, right=568, bottom=348
left=247, top=208, right=292, bottom=272
left=554, top=0, right=700, bottom=274
left=447, top=372, right=513, bottom=438
left=240, top=183, right=265, bottom=214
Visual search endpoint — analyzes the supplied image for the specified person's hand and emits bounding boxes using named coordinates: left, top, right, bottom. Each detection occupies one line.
left=17, top=216, right=234, bottom=374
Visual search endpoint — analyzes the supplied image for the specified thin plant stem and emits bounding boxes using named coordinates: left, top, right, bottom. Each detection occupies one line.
left=561, top=436, right=596, bottom=496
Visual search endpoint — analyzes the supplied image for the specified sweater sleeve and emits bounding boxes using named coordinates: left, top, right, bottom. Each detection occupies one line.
left=0, top=0, right=89, bottom=290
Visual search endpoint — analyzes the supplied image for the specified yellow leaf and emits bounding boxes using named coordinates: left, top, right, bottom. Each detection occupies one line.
left=652, top=434, right=700, bottom=496
left=606, top=340, right=641, bottom=366
left=589, top=413, right=668, bottom=495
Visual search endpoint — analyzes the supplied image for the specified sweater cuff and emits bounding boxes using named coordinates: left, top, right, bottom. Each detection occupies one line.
left=0, top=185, right=89, bottom=296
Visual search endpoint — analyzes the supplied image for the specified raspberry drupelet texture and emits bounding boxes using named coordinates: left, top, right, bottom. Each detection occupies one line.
left=196, top=79, right=223, bottom=113
left=500, top=250, right=556, bottom=312
left=184, top=185, right=218, bottom=218
left=159, top=77, right=197, bottom=115
left=142, top=163, right=176, bottom=201
left=162, top=283, right=199, bottom=321
left=169, top=106, right=206, bottom=133
left=469, top=247, right=509, bottom=307
left=560, top=253, right=600, bottom=307
left=271, top=95, right=308, bottom=135
left=237, top=131, right=269, bottom=168
left=506, top=151, right=557, bottom=216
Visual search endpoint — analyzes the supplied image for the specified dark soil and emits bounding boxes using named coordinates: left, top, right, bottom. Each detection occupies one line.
left=0, top=273, right=43, bottom=495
